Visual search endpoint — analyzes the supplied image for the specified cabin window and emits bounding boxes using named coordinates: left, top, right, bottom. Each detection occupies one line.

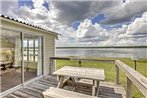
left=23, top=39, right=39, bottom=62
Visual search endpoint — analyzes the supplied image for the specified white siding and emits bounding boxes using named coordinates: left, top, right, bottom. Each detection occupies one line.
left=43, top=35, right=55, bottom=75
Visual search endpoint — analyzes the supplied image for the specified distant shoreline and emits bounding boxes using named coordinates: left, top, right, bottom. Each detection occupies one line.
left=56, top=46, right=147, bottom=49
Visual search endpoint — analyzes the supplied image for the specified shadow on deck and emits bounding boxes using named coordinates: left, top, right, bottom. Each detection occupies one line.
left=4, top=75, right=126, bottom=98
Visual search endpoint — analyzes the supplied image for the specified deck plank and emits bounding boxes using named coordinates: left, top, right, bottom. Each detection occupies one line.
left=19, top=88, right=43, bottom=98
left=3, top=75, right=126, bottom=98
left=30, top=82, right=49, bottom=89
left=27, top=83, right=45, bottom=91
left=25, top=86, right=43, bottom=93
left=5, top=94, right=21, bottom=98
left=12, top=90, right=34, bottom=98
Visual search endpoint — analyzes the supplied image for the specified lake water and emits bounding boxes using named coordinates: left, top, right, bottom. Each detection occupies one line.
left=56, top=48, right=147, bottom=59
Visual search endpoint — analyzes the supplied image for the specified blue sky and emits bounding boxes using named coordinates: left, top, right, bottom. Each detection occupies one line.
left=92, top=14, right=106, bottom=24
left=18, top=0, right=49, bottom=10
left=19, top=0, right=34, bottom=9
left=1, top=0, right=147, bottom=46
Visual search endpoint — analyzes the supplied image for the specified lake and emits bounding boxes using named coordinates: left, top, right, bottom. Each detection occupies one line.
left=56, top=48, right=147, bottom=59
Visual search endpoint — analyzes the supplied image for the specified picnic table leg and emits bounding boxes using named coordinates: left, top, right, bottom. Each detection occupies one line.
left=57, top=76, right=65, bottom=88
left=57, top=75, right=60, bottom=81
left=92, top=80, right=99, bottom=96
left=70, top=77, right=76, bottom=82
left=9, top=63, right=14, bottom=68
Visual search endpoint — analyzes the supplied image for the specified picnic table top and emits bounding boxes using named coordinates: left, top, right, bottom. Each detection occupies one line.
left=53, top=66, right=105, bottom=81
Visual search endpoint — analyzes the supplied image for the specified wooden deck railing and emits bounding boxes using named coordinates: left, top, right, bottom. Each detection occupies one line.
left=49, top=57, right=147, bottom=98
left=49, top=57, right=114, bottom=75
left=115, top=60, right=147, bottom=98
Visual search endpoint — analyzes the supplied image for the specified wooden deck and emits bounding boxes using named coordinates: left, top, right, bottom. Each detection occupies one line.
left=3, top=75, right=126, bottom=98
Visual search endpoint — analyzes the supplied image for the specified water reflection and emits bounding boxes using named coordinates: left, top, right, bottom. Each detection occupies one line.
left=56, top=48, right=147, bottom=59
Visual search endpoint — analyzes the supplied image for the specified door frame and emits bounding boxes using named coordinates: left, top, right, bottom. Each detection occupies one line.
left=22, top=32, right=44, bottom=81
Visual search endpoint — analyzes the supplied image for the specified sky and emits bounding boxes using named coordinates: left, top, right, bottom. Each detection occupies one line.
left=0, top=0, right=147, bottom=47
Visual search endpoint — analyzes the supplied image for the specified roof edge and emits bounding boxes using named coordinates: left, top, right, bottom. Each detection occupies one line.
left=0, top=15, right=59, bottom=36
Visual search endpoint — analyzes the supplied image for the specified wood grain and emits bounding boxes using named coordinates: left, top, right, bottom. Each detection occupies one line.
left=53, top=66, right=105, bottom=81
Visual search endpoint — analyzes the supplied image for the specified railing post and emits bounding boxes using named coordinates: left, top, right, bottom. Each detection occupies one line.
left=126, top=77, right=132, bottom=98
left=134, top=60, right=137, bottom=70
left=116, top=65, right=119, bottom=84
left=79, top=60, right=81, bottom=67
left=49, top=58, right=52, bottom=75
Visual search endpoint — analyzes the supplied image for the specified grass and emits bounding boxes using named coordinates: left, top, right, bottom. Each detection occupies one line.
left=55, top=57, right=147, bottom=98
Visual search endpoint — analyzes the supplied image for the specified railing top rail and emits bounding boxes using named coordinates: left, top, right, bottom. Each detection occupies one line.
left=115, top=60, right=147, bottom=97
left=50, top=57, right=115, bottom=62
left=50, top=57, right=70, bottom=60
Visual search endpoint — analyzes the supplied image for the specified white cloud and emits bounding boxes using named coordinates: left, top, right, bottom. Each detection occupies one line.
left=76, top=11, right=147, bottom=46
left=104, top=12, right=147, bottom=46
left=32, top=0, right=49, bottom=12
left=104, top=25, right=127, bottom=46
left=76, top=19, right=126, bottom=46
left=46, top=1, right=147, bottom=25
left=119, top=12, right=147, bottom=38
left=126, top=11, right=147, bottom=36
left=16, top=6, right=48, bottom=24
left=102, top=0, right=147, bottom=24
left=0, top=0, right=18, bottom=18
left=77, top=19, right=109, bottom=42
left=48, top=1, right=121, bottom=25
left=117, top=11, right=147, bottom=46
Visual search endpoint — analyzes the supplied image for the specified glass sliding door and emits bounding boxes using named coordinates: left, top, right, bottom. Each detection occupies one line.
left=23, top=34, right=43, bottom=82
left=0, top=28, right=22, bottom=92
left=0, top=29, right=43, bottom=92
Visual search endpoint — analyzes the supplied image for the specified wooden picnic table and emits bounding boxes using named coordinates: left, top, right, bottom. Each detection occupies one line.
left=53, top=66, right=105, bottom=96
left=0, top=61, right=13, bottom=70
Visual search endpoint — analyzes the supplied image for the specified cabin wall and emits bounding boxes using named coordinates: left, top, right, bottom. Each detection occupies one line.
left=43, top=35, right=55, bottom=75
left=0, top=18, right=57, bottom=75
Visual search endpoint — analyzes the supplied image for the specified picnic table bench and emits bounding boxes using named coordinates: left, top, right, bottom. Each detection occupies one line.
left=43, top=87, right=99, bottom=98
